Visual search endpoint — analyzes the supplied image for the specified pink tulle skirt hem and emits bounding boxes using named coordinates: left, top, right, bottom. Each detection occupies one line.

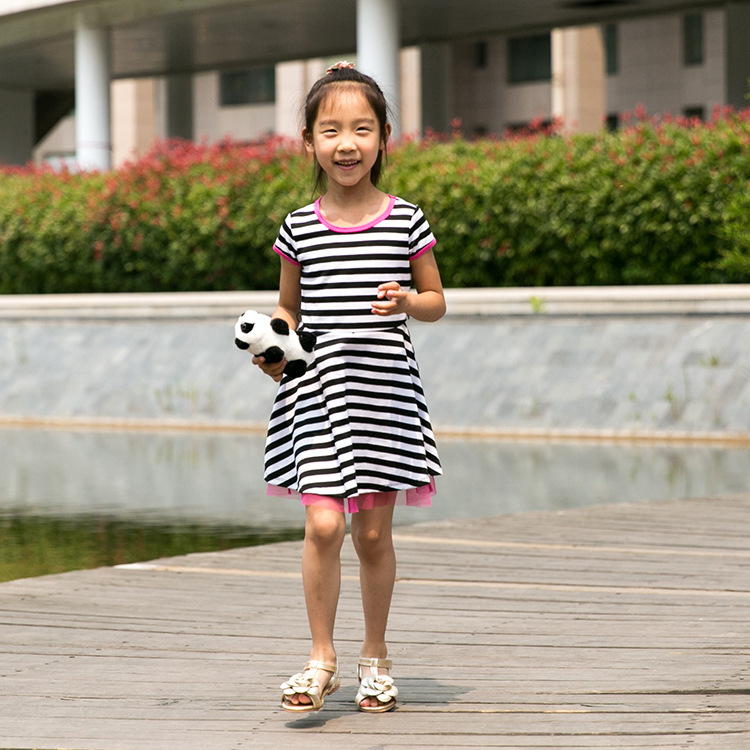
left=267, top=478, right=436, bottom=514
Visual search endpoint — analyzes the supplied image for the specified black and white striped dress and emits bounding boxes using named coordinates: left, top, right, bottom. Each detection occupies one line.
left=264, top=195, right=442, bottom=510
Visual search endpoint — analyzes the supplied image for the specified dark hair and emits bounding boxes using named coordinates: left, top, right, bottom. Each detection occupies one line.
left=303, top=66, right=390, bottom=194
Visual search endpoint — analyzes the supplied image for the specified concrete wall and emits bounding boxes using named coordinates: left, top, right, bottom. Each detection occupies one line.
left=29, top=9, right=741, bottom=168
left=3, top=287, right=750, bottom=441
left=606, top=9, right=726, bottom=120
left=451, top=37, right=554, bottom=136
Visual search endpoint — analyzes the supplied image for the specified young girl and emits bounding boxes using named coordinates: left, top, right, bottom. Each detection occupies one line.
left=254, top=61, right=445, bottom=713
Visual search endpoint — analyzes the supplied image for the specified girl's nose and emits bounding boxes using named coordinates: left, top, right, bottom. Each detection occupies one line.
left=337, top=133, right=356, bottom=151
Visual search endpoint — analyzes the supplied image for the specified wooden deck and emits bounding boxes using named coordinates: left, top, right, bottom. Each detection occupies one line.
left=1, top=493, right=749, bottom=750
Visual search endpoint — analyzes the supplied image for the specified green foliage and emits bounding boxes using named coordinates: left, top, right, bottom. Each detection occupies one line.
left=2, top=108, right=750, bottom=293
left=715, top=185, right=750, bottom=278
left=0, top=169, right=105, bottom=293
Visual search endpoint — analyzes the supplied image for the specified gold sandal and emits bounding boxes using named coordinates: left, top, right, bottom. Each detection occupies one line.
left=280, top=660, right=340, bottom=712
left=355, top=657, right=398, bottom=713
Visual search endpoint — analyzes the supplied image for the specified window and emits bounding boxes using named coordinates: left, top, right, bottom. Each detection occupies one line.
left=683, top=105, right=705, bottom=121
left=220, top=67, right=275, bottom=106
left=475, top=41, right=488, bottom=69
left=605, top=113, right=619, bottom=132
left=506, top=118, right=554, bottom=134
left=508, top=34, right=552, bottom=84
left=683, top=13, right=703, bottom=66
left=604, top=24, right=618, bottom=75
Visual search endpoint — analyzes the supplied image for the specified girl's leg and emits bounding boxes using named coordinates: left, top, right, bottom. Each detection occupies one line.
left=286, top=504, right=346, bottom=707
left=350, top=503, right=396, bottom=708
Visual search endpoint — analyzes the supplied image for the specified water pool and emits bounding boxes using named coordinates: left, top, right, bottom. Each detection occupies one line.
left=2, top=427, right=749, bottom=581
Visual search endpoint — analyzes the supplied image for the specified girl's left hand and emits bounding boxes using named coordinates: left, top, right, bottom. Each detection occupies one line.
left=371, top=282, right=410, bottom=316
left=252, top=354, right=287, bottom=382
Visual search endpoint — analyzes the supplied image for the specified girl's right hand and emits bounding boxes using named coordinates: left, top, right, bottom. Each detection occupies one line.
left=252, top=355, right=287, bottom=383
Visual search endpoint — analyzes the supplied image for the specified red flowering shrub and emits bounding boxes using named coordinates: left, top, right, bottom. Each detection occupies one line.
left=1, top=107, right=750, bottom=293
left=87, top=137, right=310, bottom=292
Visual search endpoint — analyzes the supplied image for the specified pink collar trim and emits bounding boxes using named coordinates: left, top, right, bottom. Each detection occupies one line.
left=314, top=195, right=396, bottom=233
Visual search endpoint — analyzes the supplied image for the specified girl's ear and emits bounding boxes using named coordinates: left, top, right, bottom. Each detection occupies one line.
left=382, top=122, right=392, bottom=148
left=302, top=127, right=315, bottom=154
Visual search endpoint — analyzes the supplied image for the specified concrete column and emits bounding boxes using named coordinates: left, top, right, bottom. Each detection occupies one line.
left=75, top=14, right=112, bottom=171
left=400, top=47, right=422, bottom=138
left=552, top=26, right=605, bottom=134
left=725, top=2, right=750, bottom=110
left=275, top=61, right=306, bottom=137
left=357, top=0, right=401, bottom=136
left=112, top=79, right=158, bottom=167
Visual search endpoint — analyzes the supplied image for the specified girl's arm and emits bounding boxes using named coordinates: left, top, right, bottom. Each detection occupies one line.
left=371, top=249, right=446, bottom=322
left=253, top=259, right=302, bottom=382
left=271, top=257, right=302, bottom=329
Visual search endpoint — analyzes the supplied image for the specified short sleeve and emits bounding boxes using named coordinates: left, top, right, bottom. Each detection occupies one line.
left=409, top=205, right=437, bottom=260
left=272, top=214, right=300, bottom=266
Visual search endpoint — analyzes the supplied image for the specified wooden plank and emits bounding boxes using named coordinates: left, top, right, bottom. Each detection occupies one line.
left=0, top=494, right=748, bottom=749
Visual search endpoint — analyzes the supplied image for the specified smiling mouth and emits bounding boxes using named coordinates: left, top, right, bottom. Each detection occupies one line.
left=336, top=159, right=360, bottom=168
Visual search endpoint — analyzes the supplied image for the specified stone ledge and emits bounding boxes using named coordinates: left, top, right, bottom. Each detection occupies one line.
left=2, top=414, right=749, bottom=445
left=443, top=285, right=750, bottom=316
left=3, top=285, right=750, bottom=320
left=0, top=290, right=280, bottom=320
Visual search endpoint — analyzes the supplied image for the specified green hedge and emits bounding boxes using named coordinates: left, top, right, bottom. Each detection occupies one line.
left=2, top=110, right=750, bottom=294
left=386, top=110, right=750, bottom=286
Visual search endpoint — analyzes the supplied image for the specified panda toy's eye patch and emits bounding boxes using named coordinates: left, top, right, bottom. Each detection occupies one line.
left=270, top=318, right=290, bottom=336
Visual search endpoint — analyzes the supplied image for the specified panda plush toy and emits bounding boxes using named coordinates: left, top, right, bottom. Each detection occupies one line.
left=234, top=309, right=316, bottom=379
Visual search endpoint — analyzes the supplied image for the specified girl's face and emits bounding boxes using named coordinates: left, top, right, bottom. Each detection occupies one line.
left=304, top=87, right=390, bottom=192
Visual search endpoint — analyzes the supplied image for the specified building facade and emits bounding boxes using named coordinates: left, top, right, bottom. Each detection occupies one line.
left=0, top=2, right=747, bottom=168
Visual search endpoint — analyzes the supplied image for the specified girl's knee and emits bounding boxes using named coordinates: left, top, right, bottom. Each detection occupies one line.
left=352, top=524, right=393, bottom=558
left=305, top=509, right=346, bottom=549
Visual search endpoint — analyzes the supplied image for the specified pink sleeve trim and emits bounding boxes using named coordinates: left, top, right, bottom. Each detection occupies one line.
left=273, top=244, right=300, bottom=266
left=411, top=239, right=437, bottom=261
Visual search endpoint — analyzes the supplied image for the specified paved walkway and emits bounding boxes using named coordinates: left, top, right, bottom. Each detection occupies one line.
left=1, top=493, right=749, bottom=749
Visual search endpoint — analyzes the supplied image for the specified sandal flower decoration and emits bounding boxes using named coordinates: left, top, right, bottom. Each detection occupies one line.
left=326, top=60, right=355, bottom=74
left=281, top=670, right=322, bottom=701
left=280, top=660, right=340, bottom=712
left=357, top=673, right=399, bottom=705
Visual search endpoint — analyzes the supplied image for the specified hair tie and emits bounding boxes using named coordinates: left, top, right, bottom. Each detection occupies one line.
left=326, top=60, right=355, bottom=74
